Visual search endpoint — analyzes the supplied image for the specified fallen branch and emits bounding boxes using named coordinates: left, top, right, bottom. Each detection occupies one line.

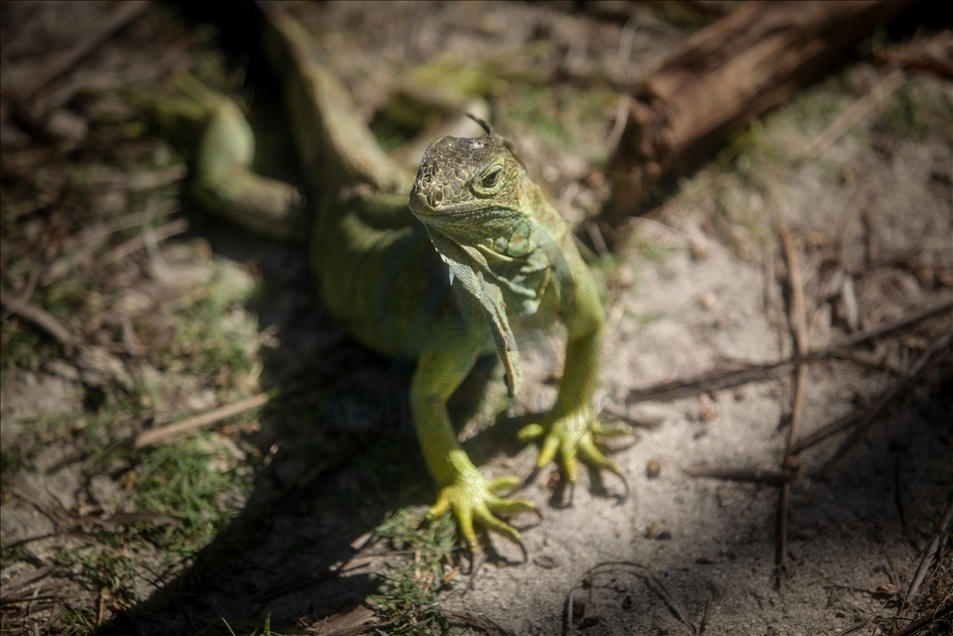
left=134, top=393, right=270, bottom=448
left=605, top=0, right=913, bottom=223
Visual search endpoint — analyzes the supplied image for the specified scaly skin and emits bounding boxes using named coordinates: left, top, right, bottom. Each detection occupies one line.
left=142, top=8, right=626, bottom=553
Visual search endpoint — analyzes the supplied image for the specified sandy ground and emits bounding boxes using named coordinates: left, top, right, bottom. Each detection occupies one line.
left=1, top=3, right=951, bottom=635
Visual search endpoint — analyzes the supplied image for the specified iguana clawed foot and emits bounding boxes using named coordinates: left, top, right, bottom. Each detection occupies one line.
left=518, top=409, right=631, bottom=486
left=427, top=452, right=534, bottom=554
left=432, top=412, right=630, bottom=553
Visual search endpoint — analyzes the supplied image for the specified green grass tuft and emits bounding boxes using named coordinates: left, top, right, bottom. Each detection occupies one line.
left=370, top=508, right=459, bottom=635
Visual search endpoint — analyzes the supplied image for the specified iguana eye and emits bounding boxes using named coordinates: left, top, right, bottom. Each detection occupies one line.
left=479, top=166, right=502, bottom=189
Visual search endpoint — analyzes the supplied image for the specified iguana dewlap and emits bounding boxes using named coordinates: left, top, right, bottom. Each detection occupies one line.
left=143, top=7, right=626, bottom=552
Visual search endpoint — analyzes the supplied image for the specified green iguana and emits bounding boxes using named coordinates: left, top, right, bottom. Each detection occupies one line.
left=144, top=8, right=627, bottom=553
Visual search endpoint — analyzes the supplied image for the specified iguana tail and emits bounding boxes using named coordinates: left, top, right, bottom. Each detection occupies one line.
left=259, top=6, right=412, bottom=197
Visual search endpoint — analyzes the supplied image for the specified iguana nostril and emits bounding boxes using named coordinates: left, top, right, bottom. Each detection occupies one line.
left=410, top=192, right=434, bottom=214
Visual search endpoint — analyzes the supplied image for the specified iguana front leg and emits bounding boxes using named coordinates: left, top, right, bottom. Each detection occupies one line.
left=518, top=252, right=628, bottom=484
left=412, top=305, right=534, bottom=553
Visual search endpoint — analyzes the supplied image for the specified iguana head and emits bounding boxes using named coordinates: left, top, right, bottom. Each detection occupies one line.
left=408, top=133, right=533, bottom=257
left=408, top=129, right=564, bottom=397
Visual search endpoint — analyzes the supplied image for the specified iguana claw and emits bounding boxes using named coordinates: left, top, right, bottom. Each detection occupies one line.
left=427, top=467, right=533, bottom=554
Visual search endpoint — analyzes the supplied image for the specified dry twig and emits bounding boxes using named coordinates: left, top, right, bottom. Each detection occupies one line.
left=94, top=217, right=188, bottom=272
left=134, top=393, right=270, bottom=448
left=803, top=69, right=906, bottom=158
left=625, top=300, right=953, bottom=403
left=96, top=165, right=187, bottom=192
left=905, top=495, right=953, bottom=604
left=682, top=466, right=796, bottom=486
left=778, top=227, right=809, bottom=587
left=887, top=602, right=953, bottom=636
left=0, top=565, right=58, bottom=599
left=442, top=611, right=518, bottom=636
left=605, top=19, right=638, bottom=157
left=789, top=407, right=866, bottom=454
left=0, top=292, right=75, bottom=348
left=819, top=332, right=952, bottom=476
left=4, top=1, right=151, bottom=102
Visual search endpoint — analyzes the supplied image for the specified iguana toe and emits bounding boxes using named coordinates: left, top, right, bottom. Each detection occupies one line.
left=576, top=435, right=621, bottom=475
left=536, top=432, right=562, bottom=470
left=516, top=423, right=545, bottom=442
left=486, top=475, right=522, bottom=493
